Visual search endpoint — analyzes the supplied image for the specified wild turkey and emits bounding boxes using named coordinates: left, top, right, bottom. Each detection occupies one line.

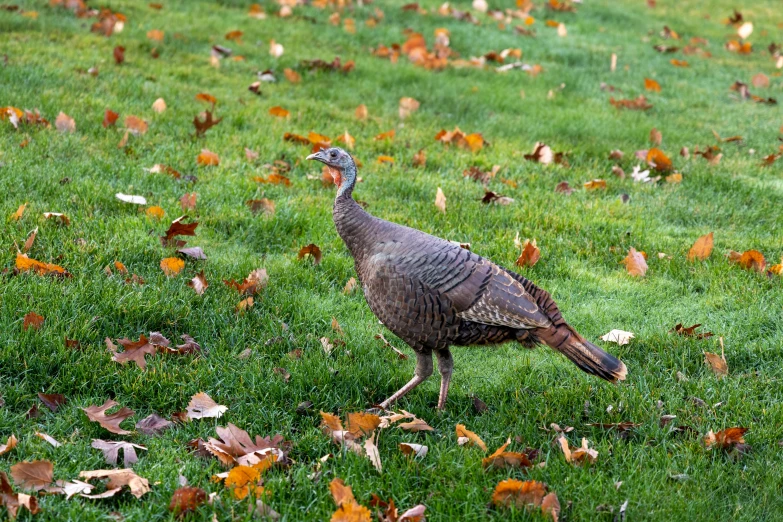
left=307, top=147, right=627, bottom=410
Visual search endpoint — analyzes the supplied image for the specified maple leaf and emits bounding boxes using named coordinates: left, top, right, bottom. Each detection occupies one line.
left=37, top=392, right=66, bottom=412
left=224, top=268, right=268, bottom=295
left=346, top=412, right=382, bottom=438
left=193, top=110, right=222, bottom=137
left=111, top=334, right=157, bottom=370
left=600, top=329, right=634, bottom=345
left=81, top=399, right=135, bottom=435
left=330, top=478, right=372, bottom=522
left=188, top=271, right=209, bottom=295
left=160, top=216, right=198, bottom=247
left=186, top=392, right=227, bottom=420
left=516, top=238, right=540, bottom=268
left=298, top=244, right=322, bottom=264
left=22, top=312, right=44, bottom=331
left=622, top=247, right=648, bottom=276
left=201, top=423, right=288, bottom=467
left=704, top=427, right=748, bottom=450
left=91, top=439, right=147, bottom=467
left=10, top=460, right=53, bottom=491
left=169, top=486, right=207, bottom=516
left=0, top=434, right=17, bottom=456
left=79, top=469, right=150, bottom=499
left=482, top=438, right=534, bottom=469
left=135, top=413, right=173, bottom=436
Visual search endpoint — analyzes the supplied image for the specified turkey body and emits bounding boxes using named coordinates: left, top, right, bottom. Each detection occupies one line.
left=308, top=147, right=626, bottom=410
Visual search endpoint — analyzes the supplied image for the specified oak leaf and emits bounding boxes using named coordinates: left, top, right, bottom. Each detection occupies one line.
left=79, top=468, right=150, bottom=498
left=201, top=423, right=288, bottom=467
left=10, top=460, right=53, bottom=491
left=91, top=439, right=147, bottom=467
left=186, top=392, right=227, bottom=419
left=37, top=392, right=66, bottom=412
left=193, top=111, right=221, bottom=137
left=103, top=109, right=119, bottom=128
left=492, top=478, right=558, bottom=520
left=82, top=399, right=135, bottom=435
left=135, top=413, right=173, bottom=436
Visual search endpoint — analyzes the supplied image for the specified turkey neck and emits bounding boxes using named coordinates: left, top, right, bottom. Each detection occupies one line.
left=332, top=160, right=380, bottom=266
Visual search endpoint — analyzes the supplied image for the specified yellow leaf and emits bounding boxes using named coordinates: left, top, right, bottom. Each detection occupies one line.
left=455, top=424, right=487, bottom=451
left=146, top=206, right=165, bottom=219
left=160, top=257, right=185, bottom=276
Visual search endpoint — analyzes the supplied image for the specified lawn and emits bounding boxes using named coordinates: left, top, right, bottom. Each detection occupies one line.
left=2, top=0, right=783, bottom=520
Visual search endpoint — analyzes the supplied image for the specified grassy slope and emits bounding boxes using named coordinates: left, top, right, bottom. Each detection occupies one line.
left=1, top=0, right=783, bottom=520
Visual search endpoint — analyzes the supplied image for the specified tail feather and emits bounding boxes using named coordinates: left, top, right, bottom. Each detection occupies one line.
left=536, top=326, right=627, bottom=382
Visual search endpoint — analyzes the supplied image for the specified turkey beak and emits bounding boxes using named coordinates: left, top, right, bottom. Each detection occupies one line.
left=306, top=151, right=326, bottom=164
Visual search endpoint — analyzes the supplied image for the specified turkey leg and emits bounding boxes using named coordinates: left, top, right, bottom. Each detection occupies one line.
left=436, top=349, right=454, bottom=410
left=378, top=352, right=433, bottom=409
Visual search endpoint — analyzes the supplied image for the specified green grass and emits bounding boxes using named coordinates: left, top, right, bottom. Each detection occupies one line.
left=2, top=0, right=783, bottom=520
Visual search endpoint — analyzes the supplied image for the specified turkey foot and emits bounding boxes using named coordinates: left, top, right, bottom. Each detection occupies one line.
left=378, top=352, right=433, bottom=409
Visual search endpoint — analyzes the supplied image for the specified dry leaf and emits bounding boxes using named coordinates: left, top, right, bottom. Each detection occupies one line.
left=23, top=312, right=44, bottom=331
left=343, top=277, right=357, bottom=294
left=558, top=435, right=598, bottom=465
left=355, top=104, right=368, bottom=120
left=704, top=427, right=748, bottom=450
left=186, top=392, right=227, bottom=419
left=622, top=247, right=648, bottom=276
left=583, top=179, right=607, bottom=190
left=646, top=147, right=672, bottom=172
left=482, top=439, right=534, bottom=469
left=456, top=424, right=487, bottom=451
left=79, top=468, right=150, bottom=498
left=728, top=250, right=765, bottom=272
left=0, top=434, right=18, bottom=455
left=135, top=413, right=173, bottom=436
left=269, top=106, right=290, bottom=118
left=55, top=112, right=75, bottom=132
left=364, top=433, right=382, bottom=473
left=704, top=338, right=728, bottom=377
left=398, top=417, right=434, bottom=432
left=15, top=253, right=69, bottom=277
left=224, top=268, right=268, bottom=295
left=399, top=97, right=420, bottom=119
left=197, top=149, right=220, bottom=166
left=670, top=323, right=713, bottom=339
left=91, top=439, right=147, bottom=467
left=37, top=392, right=66, bottom=412
left=124, top=115, right=148, bottom=135
left=516, top=239, right=540, bottom=268
left=298, top=244, right=322, bottom=264
left=200, top=423, right=287, bottom=467
left=399, top=443, right=428, bottom=458
left=152, top=98, right=166, bottom=113
left=346, top=413, right=381, bottom=438
left=169, top=486, right=207, bottom=516
left=160, top=257, right=185, bottom=276
left=0, top=472, right=40, bottom=518
left=43, top=212, right=70, bottom=225
left=600, top=329, right=634, bottom=345
left=10, top=460, right=53, bottom=491
left=115, top=193, right=147, bottom=205
left=492, top=478, right=557, bottom=520
left=188, top=271, right=209, bottom=295
left=103, top=109, right=119, bottom=128
left=435, top=187, right=446, bottom=213
left=82, top=399, right=135, bottom=435
left=686, top=233, right=714, bottom=262
left=10, top=203, right=27, bottom=221
left=644, top=78, right=661, bottom=92
left=35, top=432, right=62, bottom=448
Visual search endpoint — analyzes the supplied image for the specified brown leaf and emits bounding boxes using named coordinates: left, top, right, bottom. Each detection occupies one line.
left=482, top=439, right=533, bottom=469
left=558, top=435, right=598, bottom=465
left=298, top=244, right=322, bottom=264
left=346, top=413, right=381, bottom=438
left=0, top=471, right=40, bottom=518
left=111, top=334, right=160, bottom=370
left=186, top=392, right=227, bottom=420
left=649, top=127, right=662, bottom=145
left=456, top=424, right=487, bottom=451
left=398, top=416, right=433, bottom=432
left=670, top=323, right=713, bottom=339
left=188, top=271, right=209, bottom=295
left=82, top=400, right=135, bottom=434
left=399, top=97, right=420, bottom=119
left=355, top=104, right=368, bottom=119
left=491, top=479, right=549, bottom=511
left=646, top=147, right=672, bottom=172
left=398, top=443, right=428, bottom=458
left=516, top=239, right=540, bottom=268
left=0, top=434, right=17, bottom=455
left=135, top=413, right=173, bottom=436
left=644, top=78, right=661, bottom=92
left=37, top=392, right=66, bottom=412
left=583, top=179, right=607, bottom=190
left=269, top=106, right=289, bottom=118
left=364, top=433, right=382, bottom=473
left=246, top=198, right=275, bottom=216
left=434, top=187, right=446, bottom=213
left=688, top=232, right=714, bottom=261
left=343, top=277, right=358, bottom=294
left=728, top=249, right=765, bottom=272
left=610, top=95, right=653, bottom=110
left=705, top=427, right=748, bottom=449
left=103, top=109, right=119, bottom=128
left=124, top=115, right=148, bottom=135
left=180, top=193, right=197, bottom=211
left=193, top=110, right=222, bottom=137
left=91, top=439, right=147, bottom=467
left=35, top=432, right=61, bottom=448
left=283, top=68, right=301, bottom=83
left=201, top=423, right=288, bottom=467
left=55, top=111, right=75, bottom=132
left=169, top=486, right=207, bottom=516
left=224, top=268, right=268, bottom=295
left=10, top=460, right=53, bottom=491
left=704, top=338, right=728, bottom=377
left=195, top=93, right=217, bottom=105
left=555, top=181, right=573, bottom=194
left=622, top=247, right=648, bottom=277
left=79, top=468, right=150, bottom=498
left=161, top=216, right=198, bottom=246
left=22, top=312, right=44, bottom=331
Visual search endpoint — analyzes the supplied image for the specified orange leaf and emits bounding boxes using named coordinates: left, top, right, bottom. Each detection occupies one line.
left=169, top=486, right=207, bottom=516
left=331, top=501, right=372, bottom=522
left=146, top=206, right=165, bottom=219
left=355, top=104, right=368, bottom=120
left=705, top=427, right=748, bottom=449
left=23, top=312, right=44, bottom=331
left=688, top=232, right=714, bottom=261
left=464, top=133, right=485, bottom=152
left=269, top=106, right=290, bottom=118
left=103, top=109, right=119, bottom=128
left=329, top=478, right=356, bottom=507
left=491, top=479, right=548, bottom=509
left=583, top=179, right=606, bottom=190
left=346, top=412, right=381, bottom=438
left=374, top=129, right=395, bottom=141
left=160, top=257, right=185, bottom=276
left=646, top=147, right=672, bottom=171
left=644, top=78, right=661, bottom=92
left=225, top=30, right=243, bottom=41
left=124, top=115, right=148, bottom=135
left=516, top=239, right=540, bottom=268
left=10, top=202, right=27, bottom=221
left=197, top=149, right=220, bottom=166
left=455, top=424, right=487, bottom=451
left=284, top=68, right=301, bottom=83
left=728, top=249, right=766, bottom=272
left=147, top=29, right=164, bottom=41
left=195, top=93, right=217, bottom=105
left=298, top=244, right=322, bottom=264
left=622, top=247, right=648, bottom=277
left=15, top=253, right=68, bottom=276
left=670, top=59, right=689, bottom=67
left=377, top=155, right=395, bottom=164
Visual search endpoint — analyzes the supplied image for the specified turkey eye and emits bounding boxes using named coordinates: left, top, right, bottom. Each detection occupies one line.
left=330, top=151, right=337, bottom=158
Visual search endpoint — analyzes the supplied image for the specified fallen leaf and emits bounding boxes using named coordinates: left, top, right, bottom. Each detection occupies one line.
left=55, top=112, right=75, bottom=133
left=193, top=110, right=221, bottom=137
left=600, top=329, right=634, bottom=345
left=435, top=187, right=446, bottom=213
left=704, top=338, right=728, bottom=377
left=10, top=460, right=53, bottom=491
left=482, top=439, right=534, bottom=469
left=0, top=434, right=17, bottom=455
left=135, top=413, right=173, bottom=436
left=558, top=435, right=598, bottom=465
left=152, top=98, right=166, bottom=113
left=10, top=203, right=27, bottom=221
left=728, top=250, right=765, bottom=272
left=610, top=95, right=652, bottom=110
left=374, top=129, right=395, bottom=141
left=22, top=227, right=38, bottom=252
left=492, top=478, right=556, bottom=519
left=583, top=179, right=607, bottom=190
left=161, top=216, right=198, bottom=246
left=197, top=149, right=220, bottom=166
left=169, top=486, right=207, bottom=516
left=224, top=268, right=268, bottom=295
left=37, top=392, right=66, bottom=412
left=671, top=323, right=713, bottom=339
left=79, top=468, right=150, bottom=499
left=91, top=439, right=147, bottom=467
left=355, top=104, right=368, bottom=120
left=188, top=271, right=209, bottom=295
left=329, top=478, right=371, bottom=521
left=246, top=198, right=275, bottom=216
left=200, top=423, right=288, bottom=467
left=364, top=433, right=382, bottom=473
left=269, top=106, right=290, bottom=118
left=399, top=443, right=428, bottom=458
left=15, top=253, right=69, bottom=277
left=346, top=413, right=381, bottom=438
left=103, top=109, right=119, bottom=128
left=398, top=416, right=434, bottom=432
left=82, top=399, right=135, bottom=435
left=399, top=97, right=420, bottom=119
left=644, top=78, right=661, bottom=92
left=622, top=247, right=648, bottom=276
left=516, top=239, right=540, bottom=268
left=555, top=181, right=573, bottom=194
left=124, top=115, right=148, bottom=135
left=178, top=247, right=206, bottom=260
left=0, top=471, right=40, bottom=518
left=22, top=312, right=44, bottom=331
left=456, top=424, right=487, bottom=451
left=186, top=392, right=227, bottom=419
left=298, top=244, right=322, bottom=264
left=160, top=257, right=185, bottom=276
left=646, top=147, right=672, bottom=171
left=343, top=277, right=357, bottom=294
left=284, top=68, right=301, bottom=83
left=35, top=432, right=61, bottom=448
left=146, top=206, right=165, bottom=219
left=115, top=193, right=147, bottom=205
left=705, top=427, right=748, bottom=450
